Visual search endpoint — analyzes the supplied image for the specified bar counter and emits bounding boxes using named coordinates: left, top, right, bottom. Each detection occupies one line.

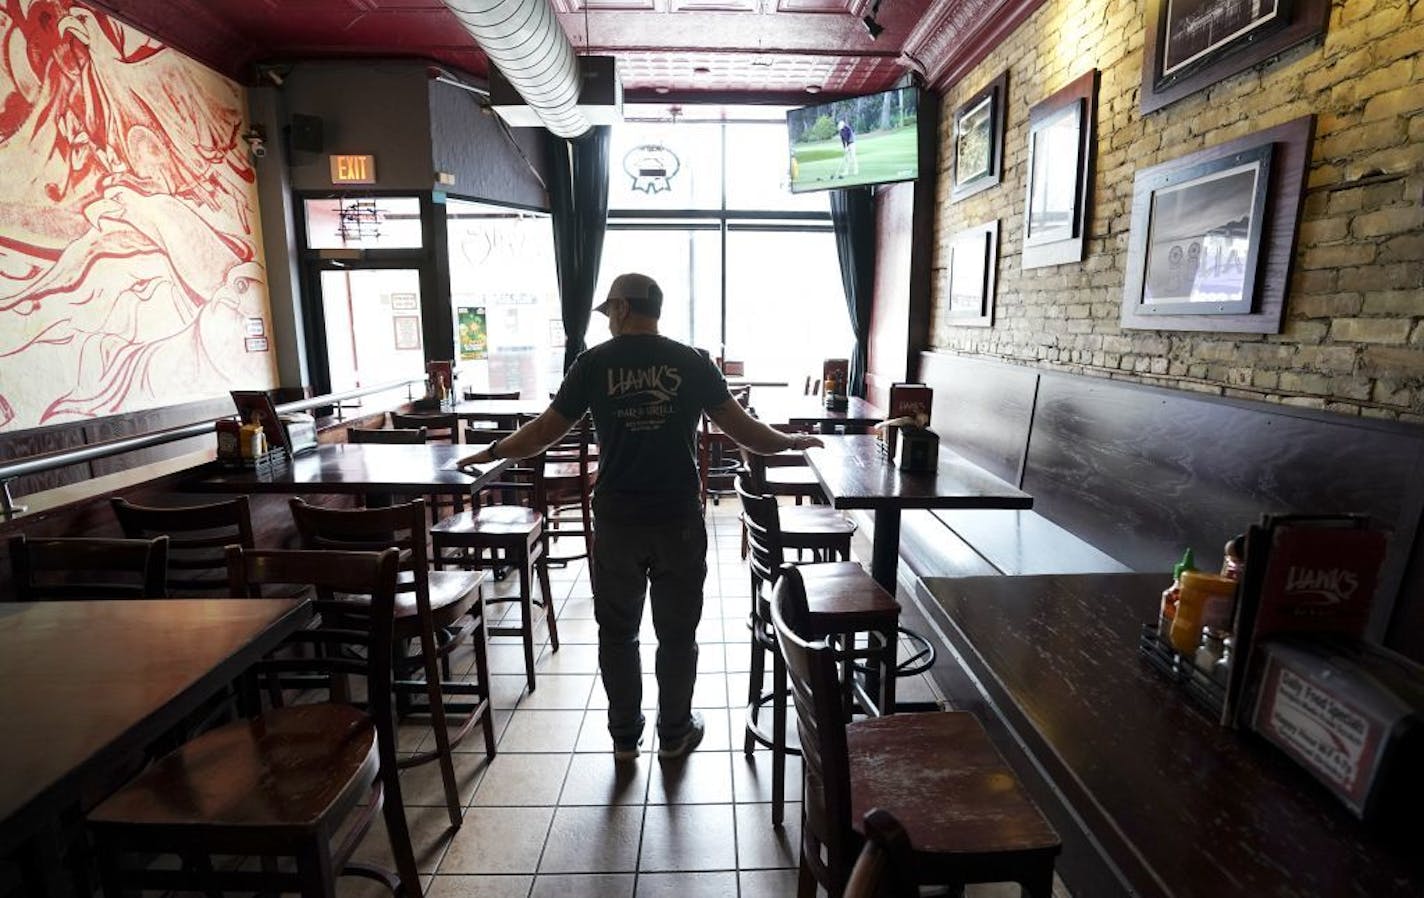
left=915, top=572, right=1421, bottom=898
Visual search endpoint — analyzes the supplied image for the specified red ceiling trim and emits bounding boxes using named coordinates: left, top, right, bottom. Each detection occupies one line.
left=901, top=0, right=1042, bottom=92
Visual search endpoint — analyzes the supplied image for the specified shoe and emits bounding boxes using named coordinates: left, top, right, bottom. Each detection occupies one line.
left=657, top=712, right=705, bottom=760
left=613, top=738, right=642, bottom=762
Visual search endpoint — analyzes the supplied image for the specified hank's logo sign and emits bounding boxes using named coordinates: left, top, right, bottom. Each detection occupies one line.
left=1283, top=566, right=1360, bottom=607
left=623, top=144, right=680, bottom=194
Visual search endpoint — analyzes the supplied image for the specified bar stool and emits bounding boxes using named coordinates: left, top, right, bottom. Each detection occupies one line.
left=542, top=414, right=597, bottom=586
left=289, top=497, right=496, bottom=827
left=736, top=477, right=898, bottom=827
left=772, top=564, right=1061, bottom=898
left=390, top=411, right=464, bottom=522
left=433, top=433, right=560, bottom=692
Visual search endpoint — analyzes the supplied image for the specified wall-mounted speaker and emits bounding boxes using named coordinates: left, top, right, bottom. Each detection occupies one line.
left=289, top=114, right=324, bottom=154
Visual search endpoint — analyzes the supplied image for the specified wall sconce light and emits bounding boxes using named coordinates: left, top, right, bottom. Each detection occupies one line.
left=241, top=127, right=267, bottom=159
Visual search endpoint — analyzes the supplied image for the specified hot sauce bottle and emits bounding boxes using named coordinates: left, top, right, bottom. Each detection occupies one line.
left=1158, top=548, right=1194, bottom=642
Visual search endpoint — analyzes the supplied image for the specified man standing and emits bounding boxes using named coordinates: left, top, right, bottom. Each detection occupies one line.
left=458, top=273, right=822, bottom=760
left=836, top=118, right=859, bottom=178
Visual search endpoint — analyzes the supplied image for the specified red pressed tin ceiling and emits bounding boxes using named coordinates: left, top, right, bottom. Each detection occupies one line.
left=89, top=0, right=1041, bottom=96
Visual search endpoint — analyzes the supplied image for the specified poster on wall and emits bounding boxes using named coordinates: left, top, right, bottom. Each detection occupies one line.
left=0, top=1, right=275, bottom=432
left=394, top=316, right=423, bottom=351
left=458, top=307, right=488, bottom=360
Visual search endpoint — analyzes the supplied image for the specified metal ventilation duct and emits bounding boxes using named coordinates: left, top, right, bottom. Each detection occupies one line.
left=442, top=0, right=591, bottom=139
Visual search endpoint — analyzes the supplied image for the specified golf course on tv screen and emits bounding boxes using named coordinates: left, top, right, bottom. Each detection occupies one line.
left=787, top=87, right=919, bottom=194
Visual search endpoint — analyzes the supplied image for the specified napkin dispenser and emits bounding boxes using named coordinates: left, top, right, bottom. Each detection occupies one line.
left=280, top=413, right=318, bottom=456
left=894, top=426, right=939, bottom=472
left=1248, top=637, right=1424, bottom=822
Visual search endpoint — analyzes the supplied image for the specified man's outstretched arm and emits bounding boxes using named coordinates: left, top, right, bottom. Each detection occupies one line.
left=456, top=407, right=576, bottom=466
left=706, top=399, right=823, bottom=455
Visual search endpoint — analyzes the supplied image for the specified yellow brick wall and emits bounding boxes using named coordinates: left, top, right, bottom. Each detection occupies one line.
left=929, top=0, right=1424, bottom=420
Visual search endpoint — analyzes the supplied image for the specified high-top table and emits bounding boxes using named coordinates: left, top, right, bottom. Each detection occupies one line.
left=803, top=435, right=1032, bottom=595
left=916, top=573, right=1421, bottom=898
left=751, top=393, right=882, bottom=433
left=189, top=443, right=510, bottom=497
left=0, top=598, right=311, bottom=895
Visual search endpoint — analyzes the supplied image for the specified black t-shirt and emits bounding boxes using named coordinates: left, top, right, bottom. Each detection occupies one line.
left=551, top=334, right=731, bottom=523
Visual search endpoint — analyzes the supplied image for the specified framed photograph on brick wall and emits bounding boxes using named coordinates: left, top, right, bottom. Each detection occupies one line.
left=945, top=220, right=998, bottom=328
left=1141, top=0, right=1330, bottom=114
left=1120, top=116, right=1314, bottom=334
left=951, top=71, right=1008, bottom=202
left=1022, top=70, right=1098, bottom=270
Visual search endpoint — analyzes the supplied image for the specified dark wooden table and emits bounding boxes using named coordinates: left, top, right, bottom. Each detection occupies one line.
left=804, top=435, right=1032, bottom=594
left=751, top=393, right=882, bottom=433
left=0, top=598, right=311, bottom=892
left=188, top=443, right=510, bottom=496
left=918, top=573, right=1422, bottom=898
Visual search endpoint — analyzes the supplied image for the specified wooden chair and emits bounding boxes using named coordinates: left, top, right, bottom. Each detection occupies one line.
left=464, top=390, right=520, bottom=400
left=741, top=444, right=827, bottom=506
left=110, top=497, right=254, bottom=595
left=87, top=547, right=421, bottom=898
left=844, top=809, right=918, bottom=898
left=289, top=497, right=496, bottom=827
left=432, top=431, right=560, bottom=692
left=348, top=426, right=427, bottom=445
left=542, top=414, right=597, bottom=587
left=737, top=477, right=894, bottom=827
left=463, top=391, right=524, bottom=432
left=8, top=535, right=168, bottom=601
left=804, top=375, right=822, bottom=397
left=390, top=412, right=463, bottom=522
left=772, top=565, right=1061, bottom=898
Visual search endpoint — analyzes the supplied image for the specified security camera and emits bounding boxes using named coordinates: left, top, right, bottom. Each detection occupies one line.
left=242, top=128, right=267, bottom=159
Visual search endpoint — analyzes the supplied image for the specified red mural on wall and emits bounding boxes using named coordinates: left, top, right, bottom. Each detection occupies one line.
left=0, top=0, right=272, bottom=431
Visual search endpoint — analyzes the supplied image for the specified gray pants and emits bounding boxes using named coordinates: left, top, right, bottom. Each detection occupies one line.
left=592, top=513, right=707, bottom=745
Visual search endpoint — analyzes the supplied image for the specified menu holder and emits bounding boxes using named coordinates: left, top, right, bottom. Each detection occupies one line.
left=1223, top=513, right=1388, bottom=727
left=231, top=390, right=293, bottom=456
left=877, top=383, right=934, bottom=460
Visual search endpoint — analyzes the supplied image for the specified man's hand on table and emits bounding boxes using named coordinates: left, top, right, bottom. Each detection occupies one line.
left=786, top=434, right=824, bottom=452
left=456, top=445, right=497, bottom=468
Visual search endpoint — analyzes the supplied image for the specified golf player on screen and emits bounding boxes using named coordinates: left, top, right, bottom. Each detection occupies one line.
left=836, top=119, right=859, bottom=178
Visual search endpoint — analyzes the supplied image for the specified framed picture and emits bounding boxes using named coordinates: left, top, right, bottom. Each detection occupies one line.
left=390, top=292, right=419, bottom=312
left=944, top=221, right=998, bottom=328
left=1141, top=0, right=1329, bottom=114
left=951, top=71, right=1008, bottom=202
left=1121, top=116, right=1314, bottom=334
left=393, top=315, right=422, bottom=351
left=1022, top=70, right=1098, bottom=271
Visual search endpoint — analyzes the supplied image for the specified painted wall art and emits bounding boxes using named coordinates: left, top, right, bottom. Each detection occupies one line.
left=0, top=0, right=275, bottom=432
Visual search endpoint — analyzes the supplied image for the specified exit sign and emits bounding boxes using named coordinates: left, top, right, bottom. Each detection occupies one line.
left=329, top=154, right=376, bottom=185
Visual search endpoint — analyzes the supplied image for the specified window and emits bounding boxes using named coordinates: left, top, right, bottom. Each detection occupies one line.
left=445, top=198, right=562, bottom=397
left=303, top=197, right=423, bottom=250
left=603, top=105, right=850, bottom=375
left=318, top=268, right=427, bottom=392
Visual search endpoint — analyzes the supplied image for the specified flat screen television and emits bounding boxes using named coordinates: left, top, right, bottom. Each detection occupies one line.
left=787, top=86, right=920, bottom=194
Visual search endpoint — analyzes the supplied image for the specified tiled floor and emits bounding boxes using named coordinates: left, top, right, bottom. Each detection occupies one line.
left=347, top=497, right=1058, bottom=898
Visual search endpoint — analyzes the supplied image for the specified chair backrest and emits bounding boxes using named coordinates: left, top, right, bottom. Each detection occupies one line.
left=844, top=809, right=918, bottom=898
left=288, top=498, right=429, bottom=607
left=390, top=412, right=458, bottom=444
left=805, top=375, right=821, bottom=397
left=470, top=429, right=546, bottom=508
left=739, top=448, right=769, bottom=493
left=771, top=563, right=857, bottom=889
left=545, top=414, right=594, bottom=488
left=735, top=476, right=784, bottom=589
left=349, top=426, right=427, bottom=445
left=9, top=535, right=170, bottom=601
left=464, top=390, right=520, bottom=400
left=111, top=497, right=254, bottom=594
left=226, top=546, right=400, bottom=728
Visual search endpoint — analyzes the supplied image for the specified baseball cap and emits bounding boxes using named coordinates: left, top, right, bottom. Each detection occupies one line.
left=595, top=273, right=663, bottom=319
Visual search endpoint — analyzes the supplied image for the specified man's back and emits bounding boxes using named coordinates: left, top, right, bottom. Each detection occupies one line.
left=552, top=334, right=729, bottom=523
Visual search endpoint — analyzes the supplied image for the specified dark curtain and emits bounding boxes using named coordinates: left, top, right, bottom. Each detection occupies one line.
left=830, top=186, right=876, bottom=398
left=546, top=126, right=611, bottom=372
